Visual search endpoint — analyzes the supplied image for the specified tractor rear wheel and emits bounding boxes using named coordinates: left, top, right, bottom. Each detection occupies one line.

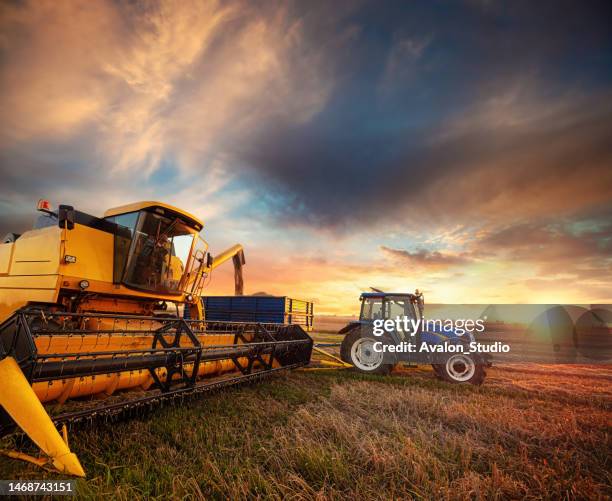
left=340, top=328, right=395, bottom=375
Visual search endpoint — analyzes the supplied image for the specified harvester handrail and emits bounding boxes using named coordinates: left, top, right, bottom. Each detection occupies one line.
left=19, top=309, right=298, bottom=328
left=28, top=328, right=287, bottom=335
left=35, top=346, right=201, bottom=359
left=20, top=309, right=183, bottom=321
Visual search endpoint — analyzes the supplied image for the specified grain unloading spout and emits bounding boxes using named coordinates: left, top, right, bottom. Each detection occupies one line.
left=211, top=244, right=246, bottom=295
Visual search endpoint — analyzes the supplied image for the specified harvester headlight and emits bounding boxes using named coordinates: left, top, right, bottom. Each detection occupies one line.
left=79, top=280, right=89, bottom=290
left=64, top=255, right=77, bottom=264
left=186, top=294, right=194, bottom=303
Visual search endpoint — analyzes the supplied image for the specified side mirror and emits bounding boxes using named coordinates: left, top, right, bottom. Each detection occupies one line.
left=206, top=253, right=213, bottom=268
left=58, top=205, right=75, bottom=230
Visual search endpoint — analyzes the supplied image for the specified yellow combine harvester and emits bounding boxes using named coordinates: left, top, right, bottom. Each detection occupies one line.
left=0, top=201, right=312, bottom=476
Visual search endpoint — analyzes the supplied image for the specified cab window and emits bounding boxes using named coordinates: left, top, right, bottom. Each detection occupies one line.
left=361, top=298, right=384, bottom=320
left=122, top=211, right=195, bottom=294
left=106, top=212, right=138, bottom=283
left=385, top=296, right=416, bottom=320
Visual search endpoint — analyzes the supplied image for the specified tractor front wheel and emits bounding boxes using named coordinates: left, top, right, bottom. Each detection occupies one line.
left=340, top=329, right=395, bottom=375
left=432, top=353, right=486, bottom=385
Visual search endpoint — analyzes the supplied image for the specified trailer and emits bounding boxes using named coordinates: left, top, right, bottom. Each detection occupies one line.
left=203, top=295, right=314, bottom=331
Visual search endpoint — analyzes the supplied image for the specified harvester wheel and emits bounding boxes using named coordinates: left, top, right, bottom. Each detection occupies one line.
left=340, top=328, right=395, bottom=375
left=434, top=353, right=486, bottom=385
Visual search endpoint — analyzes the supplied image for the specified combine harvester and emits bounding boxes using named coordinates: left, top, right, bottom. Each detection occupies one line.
left=0, top=201, right=312, bottom=476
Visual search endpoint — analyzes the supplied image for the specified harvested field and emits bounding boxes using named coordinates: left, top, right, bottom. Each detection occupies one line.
left=1, top=353, right=610, bottom=500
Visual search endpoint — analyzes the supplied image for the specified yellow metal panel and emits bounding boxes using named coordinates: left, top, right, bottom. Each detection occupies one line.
left=0, top=275, right=59, bottom=322
left=0, top=274, right=58, bottom=289
left=0, top=226, right=62, bottom=321
left=10, top=226, right=61, bottom=276
left=61, top=223, right=113, bottom=283
left=0, top=243, right=13, bottom=274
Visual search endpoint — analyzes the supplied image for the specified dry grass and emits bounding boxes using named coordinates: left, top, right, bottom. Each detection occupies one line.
left=0, top=363, right=610, bottom=500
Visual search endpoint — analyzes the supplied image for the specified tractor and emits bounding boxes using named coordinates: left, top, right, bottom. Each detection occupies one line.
left=338, top=291, right=487, bottom=384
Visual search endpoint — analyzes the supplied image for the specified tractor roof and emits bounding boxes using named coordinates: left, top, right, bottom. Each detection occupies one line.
left=104, top=201, right=204, bottom=230
left=360, top=292, right=416, bottom=299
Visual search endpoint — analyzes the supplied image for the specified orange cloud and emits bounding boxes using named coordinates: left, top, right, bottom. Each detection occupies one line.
left=0, top=0, right=335, bottom=174
left=380, top=246, right=471, bottom=269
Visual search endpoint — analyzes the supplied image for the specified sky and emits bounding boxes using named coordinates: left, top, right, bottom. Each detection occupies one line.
left=1, top=0, right=611, bottom=314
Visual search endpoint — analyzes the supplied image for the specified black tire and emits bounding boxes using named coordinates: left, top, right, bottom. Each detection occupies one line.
left=339, top=328, right=355, bottom=363
left=340, top=328, right=395, bottom=375
left=435, top=353, right=486, bottom=385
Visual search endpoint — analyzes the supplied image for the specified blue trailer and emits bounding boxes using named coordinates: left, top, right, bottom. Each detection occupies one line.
left=202, top=296, right=314, bottom=331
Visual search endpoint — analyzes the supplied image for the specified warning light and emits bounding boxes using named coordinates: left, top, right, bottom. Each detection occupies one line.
left=37, top=199, right=52, bottom=212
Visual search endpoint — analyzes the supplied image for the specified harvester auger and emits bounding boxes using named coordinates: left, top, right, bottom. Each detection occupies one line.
left=0, top=200, right=313, bottom=476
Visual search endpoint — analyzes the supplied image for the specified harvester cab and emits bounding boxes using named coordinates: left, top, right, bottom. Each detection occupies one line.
left=1, top=201, right=215, bottom=321
left=0, top=200, right=312, bottom=476
left=338, top=290, right=486, bottom=385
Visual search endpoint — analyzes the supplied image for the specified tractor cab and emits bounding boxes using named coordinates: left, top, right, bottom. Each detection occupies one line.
left=359, top=291, right=424, bottom=323
left=339, top=290, right=486, bottom=384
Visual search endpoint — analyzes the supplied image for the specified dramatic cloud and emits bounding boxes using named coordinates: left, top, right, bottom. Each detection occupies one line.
left=1, top=0, right=611, bottom=309
left=380, top=246, right=471, bottom=269
left=233, top=1, right=612, bottom=230
left=0, top=0, right=342, bottom=219
left=240, top=71, right=612, bottom=232
left=476, top=214, right=612, bottom=286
